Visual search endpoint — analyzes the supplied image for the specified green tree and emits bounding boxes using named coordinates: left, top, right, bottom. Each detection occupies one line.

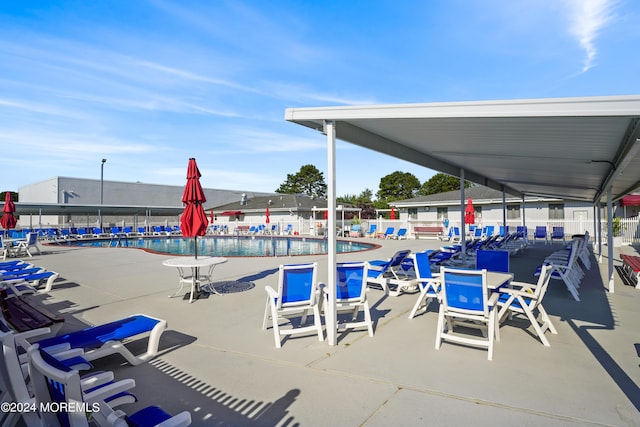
left=0, top=191, right=17, bottom=201
left=376, top=171, right=421, bottom=203
left=276, top=164, right=327, bottom=198
left=337, top=189, right=373, bottom=205
left=418, top=173, right=471, bottom=196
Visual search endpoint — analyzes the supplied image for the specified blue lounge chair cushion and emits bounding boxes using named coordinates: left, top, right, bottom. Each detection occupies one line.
left=37, top=315, right=162, bottom=350
left=126, top=405, right=176, bottom=427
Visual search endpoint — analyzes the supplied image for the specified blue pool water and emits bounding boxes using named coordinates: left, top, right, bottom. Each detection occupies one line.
left=65, top=236, right=377, bottom=257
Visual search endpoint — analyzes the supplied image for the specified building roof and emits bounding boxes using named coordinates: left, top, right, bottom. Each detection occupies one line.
left=286, top=95, right=640, bottom=203
left=212, top=194, right=328, bottom=213
left=391, top=186, right=561, bottom=207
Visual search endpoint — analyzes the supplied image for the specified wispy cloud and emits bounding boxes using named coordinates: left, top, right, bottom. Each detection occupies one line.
left=564, top=0, right=618, bottom=73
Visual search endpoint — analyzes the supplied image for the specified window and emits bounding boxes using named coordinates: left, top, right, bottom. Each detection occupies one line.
left=408, top=208, right=417, bottom=219
left=548, top=203, right=565, bottom=220
left=437, top=207, right=448, bottom=220
left=507, top=205, right=520, bottom=220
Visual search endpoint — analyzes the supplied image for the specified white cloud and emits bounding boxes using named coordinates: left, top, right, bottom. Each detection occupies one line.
left=564, top=0, right=618, bottom=72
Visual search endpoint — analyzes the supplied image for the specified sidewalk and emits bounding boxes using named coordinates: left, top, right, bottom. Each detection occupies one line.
left=22, top=238, right=640, bottom=426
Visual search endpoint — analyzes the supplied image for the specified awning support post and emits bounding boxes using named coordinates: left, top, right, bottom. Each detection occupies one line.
left=325, top=120, right=337, bottom=346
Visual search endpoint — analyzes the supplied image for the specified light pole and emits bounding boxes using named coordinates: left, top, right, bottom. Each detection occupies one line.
left=100, top=158, right=107, bottom=204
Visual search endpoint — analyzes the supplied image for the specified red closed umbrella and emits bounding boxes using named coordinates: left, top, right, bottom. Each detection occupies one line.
left=464, top=198, right=475, bottom=225
left=1, top=192, right=17, bottom=232
left=265, top=206, right=270, bottom=224
left=390, top=206, right=396, bottom=220
left=210, top=210, right=214, bottom=224
left=180, top=158, right=209, bottom=258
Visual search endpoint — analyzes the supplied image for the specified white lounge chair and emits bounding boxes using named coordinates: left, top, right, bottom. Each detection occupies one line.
left=28, top=343, right=192, bottom=427
left=30, top=314, right=167, bottom=366
left=1, top=321, right=137, bottom=427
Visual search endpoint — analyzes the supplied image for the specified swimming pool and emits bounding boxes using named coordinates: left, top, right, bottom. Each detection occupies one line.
left=64, top=235, right=378, bottom=257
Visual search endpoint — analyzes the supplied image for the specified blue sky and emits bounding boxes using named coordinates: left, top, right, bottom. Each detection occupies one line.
left=1, top=0, right=638, bottom=198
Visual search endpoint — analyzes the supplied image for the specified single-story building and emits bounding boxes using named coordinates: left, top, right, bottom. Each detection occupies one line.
left=16, top=176, right=272, bottom=228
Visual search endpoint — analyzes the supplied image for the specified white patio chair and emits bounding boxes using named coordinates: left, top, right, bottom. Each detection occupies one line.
left=1, top=321, right=136, bottom=427
left=330, top=262, right=374, bottom=337
left=408, top=251, right=441, bottom=319
left=435, top=267, right=500, bottom=360
left=497, top=263, right=557, bottom=346
left=27, top=343, right=191, bottom=427
left=535, top=238, right=582, bottom=301
left=10, top=232, right=41, bottom=258
left=262, top=263, right=324, bottom=348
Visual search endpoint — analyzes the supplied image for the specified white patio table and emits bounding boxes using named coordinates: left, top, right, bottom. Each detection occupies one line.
left=162, top=256, right=227, bottom=303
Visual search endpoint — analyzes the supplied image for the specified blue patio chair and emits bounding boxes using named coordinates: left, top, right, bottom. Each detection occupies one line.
left=408, top=251, right=441, bottom=319
left=262, top=263, right=323, bottom=348
left=1, top=269, right=60, bottom=295
left=332, top=262, right=374, bottom=336
left=28, top=344, right=191, bottom=427
left=367, top=249, right=416, bottom=296
left=483, top=225, right=495, bottom=237
left=450, top=226, right=462, bottom=243
left=365, top=224, right=377, bottom=237
left=516, top=226, right=527, bottom=239
left=438, top=227, right=454, bottom=241
left=34, top=314, right=168, bottom=366
left=392, top=228, right=408, bottom=240
left=435, top=267, right=500, bottom=360
left=1, top=320, right=140, bottom=427
left=476, top=250, right=510, bottom=273
left=382, top=226, right=394, bottom=238
left=533, top=226, right=548, bottom=244
left=550, top=226, right=565, bottom=243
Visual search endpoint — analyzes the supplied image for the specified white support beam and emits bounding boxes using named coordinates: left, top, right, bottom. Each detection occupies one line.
left=606, top=190, right=614, bottom=293
left=325, top=120, right=337, bottom=346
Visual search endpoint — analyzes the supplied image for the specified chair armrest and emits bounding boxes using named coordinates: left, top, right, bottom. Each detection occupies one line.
left=488, top=292, right=500, bottom=306
left=498, top=288, right=540, bottom=300
left=13, top=327, right=52, bottom=350
left=81, top=371, right=114, bottom=389
left=82, top=378, right=136, bottom=404
left=507, top=281, right=538, bottom=292
left=265, top=286, right=278, bottom=299
left=367, top=262, right=386, bottom=271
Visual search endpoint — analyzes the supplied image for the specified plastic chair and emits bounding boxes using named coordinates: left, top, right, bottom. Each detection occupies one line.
left=262, top=263, right=323, bottom=348
left=435, top=267, right=500, bottom=360
left=408, top=252, right=441, bottom=319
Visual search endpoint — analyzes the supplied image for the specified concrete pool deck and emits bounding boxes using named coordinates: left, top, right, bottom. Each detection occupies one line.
left=15, top=236, right=640, bottom=426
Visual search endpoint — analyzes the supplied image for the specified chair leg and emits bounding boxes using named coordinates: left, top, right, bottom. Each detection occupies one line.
left=363, top=301, right=374, bottom=337
left=487, top=310, right=495, bottom=361
left=261, top=297, right=270, bottom=330
left=408, top=291, right=425, bottom=319
left=435, top=308, right=445, bottom=350
left=271, top=305, right=283, bottom=348
left=312, top=306, right=324, bottom=342
left=521, top=302, right=550, bottom=347
left=537, top=305, right=558, bottom=335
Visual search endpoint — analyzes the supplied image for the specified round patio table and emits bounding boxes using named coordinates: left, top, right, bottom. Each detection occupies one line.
left=162, top=256, right=227, bottom=303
